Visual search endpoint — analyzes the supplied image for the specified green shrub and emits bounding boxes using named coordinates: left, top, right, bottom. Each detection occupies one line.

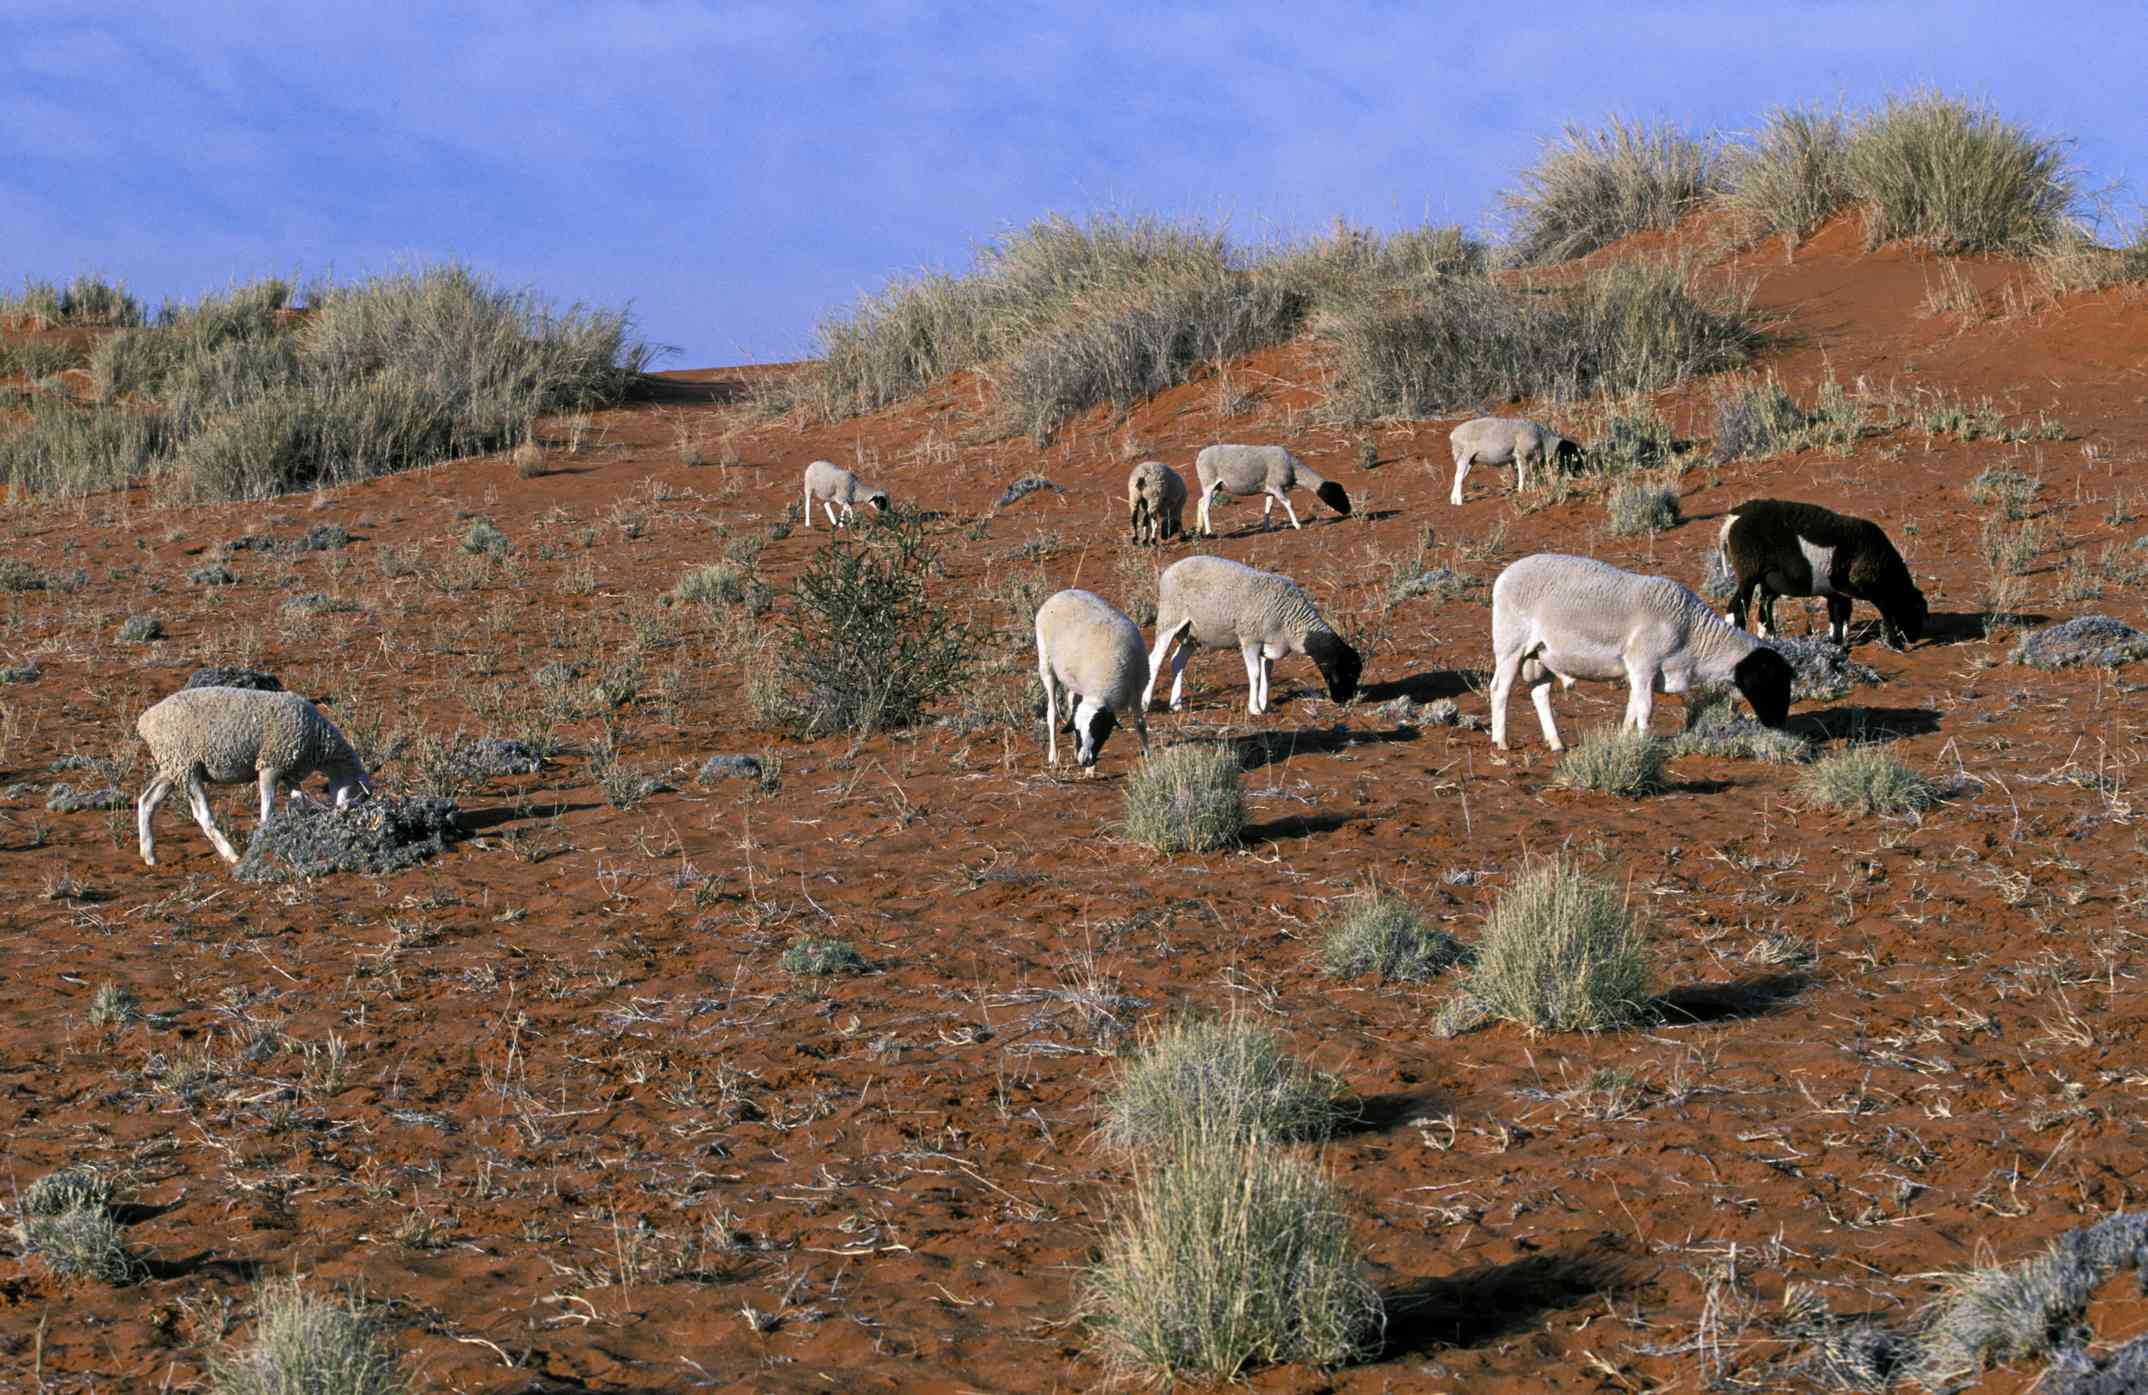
left=1711, top=373, right=1809, bottom=462
left=1, top=275, right=143, bottom=328
left=1604, top=476, right=1681, bottom=536
left=209, top=1277, right=408, bottom=1395
left=1454, top=855, right=1653, bottom=1034
left=1120, top=743, right=1244, bottom=854
left=1844, top=89, right=2075, bottom=254
left=1102, top=1016, right=1346, bottom=1150
left=779, top=935, right=868, bottom=978
left=1797, top=748, right=1943, bottom=815
left=0, top=396, right=165, bottom=499
left=1668, top=687, right=1814, bottom=763
left=459, top=517, right=509, bottom=555
left=1500, top=117, right=1723, bottom=266
left=1551, top=726, right=1669, bottom=795
left=1725, top=103, right=1854, bottom=246
left=1083, top=1132, right=1382, bottom=1381
left=772, top=508, right=974, bottom=737
left=1319, top=890, right=1470, bottom=983
left=117, top=615, right=163, bottom=643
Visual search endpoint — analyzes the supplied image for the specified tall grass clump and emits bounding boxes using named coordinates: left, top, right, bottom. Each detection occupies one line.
left=1102, top=1015, right=1347, bottom=1151
left=1724, top=103, right=1853, bottom=247
left=1604, top=475, right=1681, bottom=536
left=1319, top=888, right=1470, bottom=983
left=1083, top=1129, right=1382, bottom=1382
left=1453, top=855, right=1653, bottom=1034
left=209, top=1277, right=408, bottom=1395
left=1798, top=747, right=1943, bottom=815
left=1324, top=254, right=1756, bottom=421
left=769, top=507, right=974, bottom=737
left=1551, top=726, right=1669, bottom=796
left=1120, top=743, right=1244, bottom=854
left=0, top=275, right=144, bottom=329
left=1711, top=372, right=1809, bottom=462
left=1500, top=117, right=1724, bottom=267
left=1844, top=90, right=2076, bottom=254
left=14, top=1167, right=134, bottom=1285
left=1, top=265, right=653, bottom=503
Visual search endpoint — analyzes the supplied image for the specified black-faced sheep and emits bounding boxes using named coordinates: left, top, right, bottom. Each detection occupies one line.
left=1126, top=461, right=1187, bottom=546
left=136, top=687, right=373, bottom=866
left=802, top=460, right=890, bottom=529
left=1142, top=555, right=1360, bottom=715
left=1448, top=417, right=1580, bottom=506
left=1192, top=444, right=1350, bottom=535
left=1720, top=499, right=1926, bottom=649
left=1034, top=589, right=1150, bottom=771
left=1490, top=553, right=1794, bottom=751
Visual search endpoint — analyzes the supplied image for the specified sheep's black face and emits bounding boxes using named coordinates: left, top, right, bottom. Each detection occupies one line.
left=1077, top=704, right=1118, bottom=767
left=868, top=494, right=890, bottom=512
left=1891, top=584, right=1929, bottom=645
left=1553, top=438, right=1586, bottom=473
left=1307, top=632, right=1362, bottom=704
left=1732, top=648, right=1794, bottom=728
left=1316, top=481, right=1352, bottom=517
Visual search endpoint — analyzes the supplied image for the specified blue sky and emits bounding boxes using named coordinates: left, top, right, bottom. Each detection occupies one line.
left=4, top=3, right=2144, bottom=368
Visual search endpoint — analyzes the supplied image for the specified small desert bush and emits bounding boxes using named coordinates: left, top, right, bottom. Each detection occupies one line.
left=1083, top=1131, right=1383, bottom=1382
left=1102, top=1016, right=1347, bottom=1150
left=1323, top=254, right=1755, bottom=421
left=1551, top=726, right=1669, bottom=795
left=458, top=517, right=508, bottom=555
left=1968, top=463, right=2041, bottom=518
left=772, top=508, right=974, bottom=737
left=779, top=935, right=869, bottom=978
left=1500, top=116, right=1724, bottom=266
left=1454, top=854, right=1653, bottom=1034
left=22, top=1166, right=113, bottom=1217
left=1844, top=89, right=2076, bottom=255
left=1798, top=747, right=1943, bottom=816
left=1, top=275, right=144, bottom=329
left=118, top=614, right=163, bottom=643
left=1668, top=687, right=1814, bottom=763
left=1724, top=103, right=1853, bottom=246
left=209, top=1277, right=408, bottom=1395
left=1120, top=743, right=1244, bottom=854
left=1319, top=890, right=1469, bottom=983
left=14, top=1172, right=135, bottom=1286
left=1711, top=372, right=1810, bottom=462
left=1604, top=475, right=1681, bottom=536
left=1583, top=399, right=1678, bottom=476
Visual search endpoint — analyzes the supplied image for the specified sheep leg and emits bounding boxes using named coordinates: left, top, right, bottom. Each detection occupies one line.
left=1623, top=664, right=1656, bottom=735
left=1133, top=708, right=1150, bottom=756
left=1755, top=587, right=1778, bottom=639
left=1528, top=679, right=1564, bottom=751
left=137, top=774, right=173, bottom=866
left=1450, top=450, right=1475, bottom=506
left=1271, top=490, right=1302, bottom=530
left=805, top=485, right=815, bottom=528
left=1728, top=576, right=1758, bottom=631
left=1259, top=494, right=1275, bottom=532
left=1199, top=482, right=1221, bottom=536
left=1167, top=643, right=1191, bottom=710
left=1827, top=595, right=1852, bottom=646
left=1143, top=619, right=1192, bottom=712
left=1516, top=446, right=1533, bottom=495
left=1040, top=662, right=1061, bottom=766
left=1488, top=647, right=1522, bottom=749
left=256, top=768, right=280, bottom=824
left=186, top=772, right=241, bottom=865
left=1240, top=643, right=1266, bottom=715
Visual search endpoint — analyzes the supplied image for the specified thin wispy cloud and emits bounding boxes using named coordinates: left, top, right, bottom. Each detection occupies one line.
left=3, top=3, right=2141, bottom=365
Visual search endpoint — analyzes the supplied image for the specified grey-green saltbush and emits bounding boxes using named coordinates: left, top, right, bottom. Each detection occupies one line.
left=117, top=614, right=163, bottom=643
left=1604, top=477, right=1681, bottom=536
left=779, top=934, right=868, bottom=978
left=1798, top=747, right=1942, bottom=815
left=1551, top=726, right=1669, bottom=796
left=1319, top=892, right=1470, bottom=983
left=1120, top=743, right=1244, bottom=854
left=1450, top=855, right=1653, bottom=1034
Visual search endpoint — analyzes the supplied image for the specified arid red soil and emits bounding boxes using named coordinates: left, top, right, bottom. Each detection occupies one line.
left=1, top=214, right=2146, bottom=1392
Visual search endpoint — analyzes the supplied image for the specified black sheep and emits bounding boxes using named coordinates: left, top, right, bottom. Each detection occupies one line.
left=1719, top=499, right=1927, bottom=650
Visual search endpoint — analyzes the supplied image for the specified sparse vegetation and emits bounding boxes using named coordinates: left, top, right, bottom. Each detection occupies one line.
left=1120, top=743, right=1244, bottom=854
left=1452, top=854, right=1653, bottom=1034
left=1724, top=103, right=1853, bottom=247
left=1083, top=1128, right=1382, bottom=1381
left=1319, top=889, right=1470, bottom=982
left=1798, top=747, right=1943, bottom=815
left=1552, top=726, right=1670, bottom=796
left=779, top=934, right=869, bottom=978
left=1604, top=475, right=1681, bottom=536
left=1500, top=117, right=1723, bottom=266
left=1844, top=89, right=2076, bottom=255
left=1102, top=1015, right=1347, bottom=1150
left=208, top=1277, right=408, bottom=1395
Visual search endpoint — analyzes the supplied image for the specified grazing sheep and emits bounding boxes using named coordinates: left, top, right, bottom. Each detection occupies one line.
left=136, top=687, right=372, bottom=867
left=1142, top=555, right=1361, bottom=715
left=802, top=459, right=890, bottom=529
left=1034, top=589, right=1150, bottom=770
left=1448, top=417, right=1579, bottom=506
left=1720, top=498, right=1927, bottom=649
left=1489, top=553, right=1794, bottom=751
left=1192, top=444, right=1351, bottom=535
left=1126, top=460, right=1187, bottom=546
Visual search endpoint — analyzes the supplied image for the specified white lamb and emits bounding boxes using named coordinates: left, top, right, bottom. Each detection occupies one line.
left=1126, top=460, right=1187, bottom=546
left=136, top=686, right=373, bottom=866
left=1192, top=444, right=1351, bottom=535
left=1034, top=589, right=1150, bottom=770
left=802, top=459, right=890, bottom=529
left=1448, top=417, right=1577, bottom=506
left=1142, top=555, right=1361, bottom=715
left=1488, top=553, right=1795, bottom=750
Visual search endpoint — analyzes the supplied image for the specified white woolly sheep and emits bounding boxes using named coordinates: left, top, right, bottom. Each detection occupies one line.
left=1489, top=553, right=1794, bottom=750
left=136, top=687, right=373, bottom=866
left=1035, top=589, right=1150, bottom=770
left=1142, top=555, right=1361, bottom=715
left=1192, top=444, right=1351, bottom=535
left=802, top=459, right=890, bottom=529
left=1126, top=460, right=1187, bottom=546
left=1448, top=417, right=1578, bottom=506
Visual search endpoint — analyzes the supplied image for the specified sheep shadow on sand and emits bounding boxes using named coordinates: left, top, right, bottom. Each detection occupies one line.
left=1792, top=706, right=1942, bottom=745
left=1231, top=723, right=1420, bottom=772
left=1381, top=1248, right=1628, bottom=1357
left=1656, top=972, right=1810, bottom=1025
left=1923, top=609, right=2048, bottom=645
